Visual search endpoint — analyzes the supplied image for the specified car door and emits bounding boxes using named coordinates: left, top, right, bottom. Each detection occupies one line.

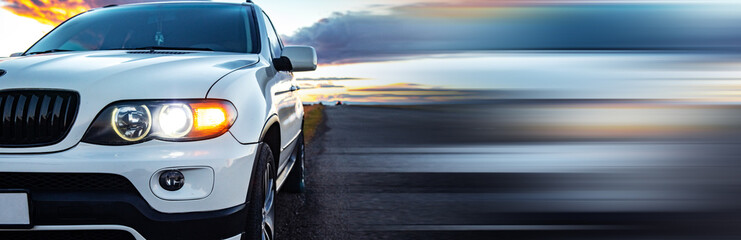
left=262, top=12, right=300, bottom=163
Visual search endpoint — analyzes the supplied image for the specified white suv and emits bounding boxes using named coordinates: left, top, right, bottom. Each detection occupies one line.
left=0, top=2, right=315, bottom=240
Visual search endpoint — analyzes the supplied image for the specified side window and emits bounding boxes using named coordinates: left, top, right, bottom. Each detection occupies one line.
left=262, top=12, right=282, bottom=58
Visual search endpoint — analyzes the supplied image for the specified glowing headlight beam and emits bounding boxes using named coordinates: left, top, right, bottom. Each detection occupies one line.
left=158, top=104, right=193, bottom=138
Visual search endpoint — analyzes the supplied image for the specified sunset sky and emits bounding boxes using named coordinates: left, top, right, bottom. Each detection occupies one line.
left=2, top=0, right=741, bottom=104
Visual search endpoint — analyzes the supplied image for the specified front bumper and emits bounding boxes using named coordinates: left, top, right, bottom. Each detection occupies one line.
left=0, top=133, right=258, bottom=239
left=23, top=192, right=245, bottom=239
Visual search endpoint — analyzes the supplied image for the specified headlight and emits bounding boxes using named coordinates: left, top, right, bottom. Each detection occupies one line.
left=111, top=105, right=152, bottom=141
left=83, top=100, right=237, bottom=145
left=158, top=104, right=193, bottom=138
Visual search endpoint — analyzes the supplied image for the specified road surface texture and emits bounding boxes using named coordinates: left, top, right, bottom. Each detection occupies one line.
left=276, top=105, right=741, bottom=239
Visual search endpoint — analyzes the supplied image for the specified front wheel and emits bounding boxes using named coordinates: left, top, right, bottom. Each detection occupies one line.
left=244, top=144, right=276, bottom=240
left=283, top=133, right=306, bottom=193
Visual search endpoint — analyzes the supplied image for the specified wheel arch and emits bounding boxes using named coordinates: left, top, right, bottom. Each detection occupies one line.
left=260, top=114, right=281, bottom=165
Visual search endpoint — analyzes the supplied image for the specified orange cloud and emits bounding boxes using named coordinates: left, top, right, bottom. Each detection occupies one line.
left=2, top=0, right=92, bottom=25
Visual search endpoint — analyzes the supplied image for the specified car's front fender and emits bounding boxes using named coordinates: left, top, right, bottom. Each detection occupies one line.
left=207, top=57, right=276, bottom=144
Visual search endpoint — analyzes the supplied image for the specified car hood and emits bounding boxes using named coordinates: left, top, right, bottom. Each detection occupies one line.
left=0, top=50, right=259, bottom=98
left=0, top=50, right=259, bottom=153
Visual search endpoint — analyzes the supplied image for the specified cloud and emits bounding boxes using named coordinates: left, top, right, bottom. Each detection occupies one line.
left=284, top=2, right=741, bottom=65
left=1, top=0, right=204, bottom=25
left=0, top=8, right=53, bottom=56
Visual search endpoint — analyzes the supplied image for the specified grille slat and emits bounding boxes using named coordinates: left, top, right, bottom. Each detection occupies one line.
left=26, top=95, right=39, bottom=141
left=3, top=96, right=11, bottom=137
left=15, top=94, right=28, bottom=141
left=37, top=95, right=50, bottom=140
left=0, top=96, right=4, bottom=138
left=45, top=95, right=56, bottom=139
left=52, top=96, right=62, bottom=135
left=60, top=95, right=71, bottom=133
left=0, top=90, right=79, bottom=147
left=8, top=94, right=18, bottom=140
left=57, top=95, right=69, bottom=136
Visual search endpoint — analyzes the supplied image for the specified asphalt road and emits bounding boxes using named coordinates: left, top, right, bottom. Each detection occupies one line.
left=276, top=105, right=741, bottom=239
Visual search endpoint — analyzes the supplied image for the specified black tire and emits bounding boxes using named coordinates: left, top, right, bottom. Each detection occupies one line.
left=283, top=133, right=306, bottom=193
left=243, top=144, right=276, bottom=240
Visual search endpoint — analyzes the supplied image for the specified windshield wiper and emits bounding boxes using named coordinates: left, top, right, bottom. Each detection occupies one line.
left=121, top=46, right=214, bottom=52
left=25, top=49, right=75, bottom=55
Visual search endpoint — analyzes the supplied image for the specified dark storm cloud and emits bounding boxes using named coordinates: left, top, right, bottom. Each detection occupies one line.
left=284, top=3, right=741, bottom=64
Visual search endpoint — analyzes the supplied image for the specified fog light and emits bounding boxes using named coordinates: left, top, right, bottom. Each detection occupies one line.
left=159, top=170, right=185, bottom=191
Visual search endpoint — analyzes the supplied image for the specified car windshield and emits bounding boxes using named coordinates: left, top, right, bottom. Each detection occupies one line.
left=26, top=4, right=257, bottom=55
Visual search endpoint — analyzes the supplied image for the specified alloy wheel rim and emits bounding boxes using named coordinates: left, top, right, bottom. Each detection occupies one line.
left=262, top=162, right=275, bottom=240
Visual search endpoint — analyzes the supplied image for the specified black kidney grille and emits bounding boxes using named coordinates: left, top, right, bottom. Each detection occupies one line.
left=0, top=90, right=79, bottom=147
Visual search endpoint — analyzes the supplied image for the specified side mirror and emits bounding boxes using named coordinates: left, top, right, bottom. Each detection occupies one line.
left=279, top=46, right=317, bottom=72
left=9, top=52, right=23, bottom=57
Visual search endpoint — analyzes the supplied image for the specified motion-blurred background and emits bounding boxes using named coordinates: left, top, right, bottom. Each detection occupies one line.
left=3, top=1, right=741, bottom=105
left=3, top=0, right=741, bottom=239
